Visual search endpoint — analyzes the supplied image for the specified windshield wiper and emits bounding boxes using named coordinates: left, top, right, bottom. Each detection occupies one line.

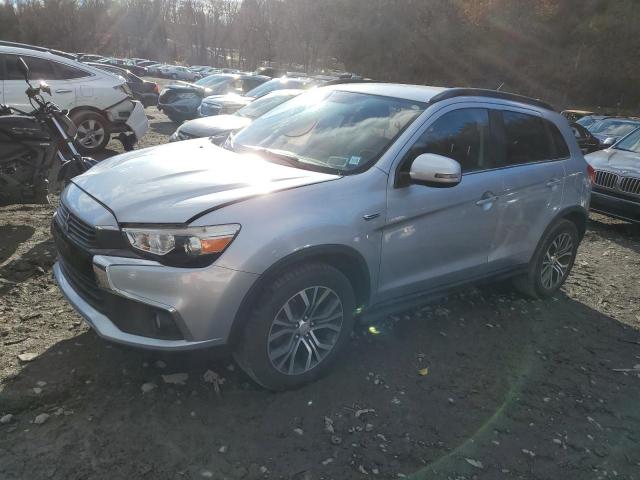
left=243, top=145, right=304, bottom=167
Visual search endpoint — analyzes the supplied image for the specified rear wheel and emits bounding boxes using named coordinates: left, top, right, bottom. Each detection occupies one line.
left=234, top=263, right=356, bottom=391
left=71, top=111, right=110, bottom=154
left=514, top=219, right=579, bottom=298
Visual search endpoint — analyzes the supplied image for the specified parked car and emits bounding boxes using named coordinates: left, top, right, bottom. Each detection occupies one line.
left=146, top=63, right=165, bottom=76
left=576, top=115, right=610, bottom=129
left=198, top=76, right=312, bottom=116
left=158, top=74, right=269, bottom=123
left=121, top=63, right=147, bottom=77
left=570, top=122, right=602, bottom=154
left=159, top=65, right=196, bottom=81
left=588, top=118, right=640, bottom=146
left=53, top=84, right=590, bottom=390
left=170, top=89, right=303, bottom=143
left=585, top=127, right=640, bottom=223
left=85, top=63, right=159, bottom=107
left=561, top=109, right=595, bottom=122
left=0, top=42, right=148, bottom=153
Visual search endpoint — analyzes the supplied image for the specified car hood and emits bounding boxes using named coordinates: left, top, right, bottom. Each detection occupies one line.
left=71, top=139, right=340, bottom=224
left=179, top=115, right=252, bottom=137
left=585, top=148, right=640, bottom=175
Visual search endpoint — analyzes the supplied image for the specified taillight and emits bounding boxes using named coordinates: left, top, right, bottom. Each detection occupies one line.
left=153, top=83, right=160, bottom=94
left=587, top=163, right=595, bottom=185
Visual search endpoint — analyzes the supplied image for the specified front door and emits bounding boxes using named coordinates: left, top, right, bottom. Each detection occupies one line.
left=378, top=106, right=503, bottom=303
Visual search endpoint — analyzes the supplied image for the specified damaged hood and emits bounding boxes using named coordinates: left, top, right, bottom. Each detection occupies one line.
left=72, top=138, right=340, bottom=224
left=585, top=148, right=640, bottom=176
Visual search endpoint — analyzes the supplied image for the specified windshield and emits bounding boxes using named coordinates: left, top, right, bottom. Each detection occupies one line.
left=236, top=92, right=300, bottom=119
left=245, top=78, right=309, bottom=98
left=613, top=128, right=640, bottom=154
left=590, top=119, right=640, bottom=136
left=577, top=116, right=598, bottom=128
left=231, top=89, right=426, bottom=173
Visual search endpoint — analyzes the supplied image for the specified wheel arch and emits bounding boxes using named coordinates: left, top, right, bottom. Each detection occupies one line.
left=228, top=244, right=372, bottom=345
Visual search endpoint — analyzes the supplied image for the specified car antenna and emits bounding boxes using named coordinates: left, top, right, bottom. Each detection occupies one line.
left=496, top=82, right=505, bottom=91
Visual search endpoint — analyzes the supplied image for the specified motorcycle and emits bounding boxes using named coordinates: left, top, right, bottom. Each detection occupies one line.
left=0, top=57, right=96, bottom=205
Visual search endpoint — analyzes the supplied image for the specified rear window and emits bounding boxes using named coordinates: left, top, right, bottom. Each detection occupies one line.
left=502, top=111, right=551, bottom=165
left=54, top=62, right=91, bottom=79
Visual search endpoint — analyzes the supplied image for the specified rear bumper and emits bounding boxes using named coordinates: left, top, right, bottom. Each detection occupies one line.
left=591, top=190, right=640, bottom=223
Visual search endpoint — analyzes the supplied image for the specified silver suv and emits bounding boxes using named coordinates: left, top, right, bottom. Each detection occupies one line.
left=52, top=83, right=592, bottom=390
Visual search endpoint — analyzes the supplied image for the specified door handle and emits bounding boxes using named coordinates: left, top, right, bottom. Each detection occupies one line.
left=55, top=89, right=73, bottom=94
left=475, top=191, right=498, bottom=206
left=545, top=178, right=562, bottom=188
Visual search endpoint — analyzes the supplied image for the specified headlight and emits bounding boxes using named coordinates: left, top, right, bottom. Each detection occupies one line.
left=176, top=92, right=199, bottom=100
left=122, top=224, right=240, bottom=267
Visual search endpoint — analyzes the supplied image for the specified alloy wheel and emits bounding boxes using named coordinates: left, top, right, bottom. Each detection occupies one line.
left=77, top=120, right=105, bottom=149
left=540, top=232, right=574, bottom=290
left=267, top=286, right=343, bottom=375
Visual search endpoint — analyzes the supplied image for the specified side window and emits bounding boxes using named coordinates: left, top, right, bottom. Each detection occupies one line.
left=502, top=111, right=551, bottom=165
left=546, top=120, right=570, bottom=159
left=54, top=62, right=91, bottom=80
left=408, top=108, right=491, bottom=173
left=5, top=55, right=56, bottom=80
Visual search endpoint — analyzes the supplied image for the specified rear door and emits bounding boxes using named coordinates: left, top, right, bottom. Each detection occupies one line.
left=490, top=108, right=567, bottom=267
left=2, top=53, right=78, bottom=111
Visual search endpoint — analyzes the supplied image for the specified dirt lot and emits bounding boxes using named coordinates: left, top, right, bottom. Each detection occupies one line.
left=1, top=106, right=640, bottom=480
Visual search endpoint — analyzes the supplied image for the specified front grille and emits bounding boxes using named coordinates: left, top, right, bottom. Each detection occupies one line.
left=594, top=170, right=618, bottom=190
left=594, top=169, right=640, bottom=197
left=56, top=202, right=97, bottom=250
left=620, top=176, right=640, bottom=196
left=59, top=257, right=104, bottom=311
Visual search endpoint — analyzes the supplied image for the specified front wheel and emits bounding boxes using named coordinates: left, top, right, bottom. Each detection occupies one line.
left=234, top=263, right=356, bottom=391
left=513, top=219, right=579, bottom=298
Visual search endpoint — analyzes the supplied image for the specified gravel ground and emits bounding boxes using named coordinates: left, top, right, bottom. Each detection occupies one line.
left=1, top=102, right=640, bottom=480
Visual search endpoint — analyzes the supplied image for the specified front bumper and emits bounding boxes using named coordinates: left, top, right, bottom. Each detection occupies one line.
left=591, top=190, right=640, bottom=223
left=53, top=254, right=259, bottom=350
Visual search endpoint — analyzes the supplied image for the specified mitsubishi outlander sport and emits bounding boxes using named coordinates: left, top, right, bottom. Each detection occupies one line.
left=52, top=83, right=592, bottom=390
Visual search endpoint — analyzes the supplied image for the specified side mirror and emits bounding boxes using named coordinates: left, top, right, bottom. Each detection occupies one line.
left=409, top=153, right=461, bottom=187
left=17, top=57, right=30, bottom=81
left=602, top=137, right=616, bottom=147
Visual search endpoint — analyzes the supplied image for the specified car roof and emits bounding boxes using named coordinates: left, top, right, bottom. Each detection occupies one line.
left=326, top=83, right=555, bottom=111
left=327, top=83, right=447, bottom=103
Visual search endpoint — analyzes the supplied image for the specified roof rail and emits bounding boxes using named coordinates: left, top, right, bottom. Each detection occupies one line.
left=0, top=41, right=77, bottom=61
left=428, top=88, right=555, bottom=112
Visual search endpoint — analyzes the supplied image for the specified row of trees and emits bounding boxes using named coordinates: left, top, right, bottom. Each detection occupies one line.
left=1, top=0, right=639, bottom=109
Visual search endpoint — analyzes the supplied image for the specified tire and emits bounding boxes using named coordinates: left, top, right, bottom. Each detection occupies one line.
left=171, top=74, right=177, bottom=80
left=70, top=111, right=110, bottom=154
left=233, top=263, right=356, bottom=391
left=513, top=219, right=579, bottom=299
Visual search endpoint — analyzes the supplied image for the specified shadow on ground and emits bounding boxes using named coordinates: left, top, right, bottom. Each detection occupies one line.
left=1, top=290, right=639, bottom=480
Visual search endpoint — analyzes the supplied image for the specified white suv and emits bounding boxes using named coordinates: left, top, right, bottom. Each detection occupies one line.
left=0, top=42, right=148, bottom=153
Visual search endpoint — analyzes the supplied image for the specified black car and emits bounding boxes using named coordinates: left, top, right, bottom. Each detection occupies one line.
left=570, top=123, right=602, bottom=154
left=158, top=74, right=269, bottom=123
left=585, top=127, right=640, bottom=223
left=86, top=63, right=159, bottom=108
